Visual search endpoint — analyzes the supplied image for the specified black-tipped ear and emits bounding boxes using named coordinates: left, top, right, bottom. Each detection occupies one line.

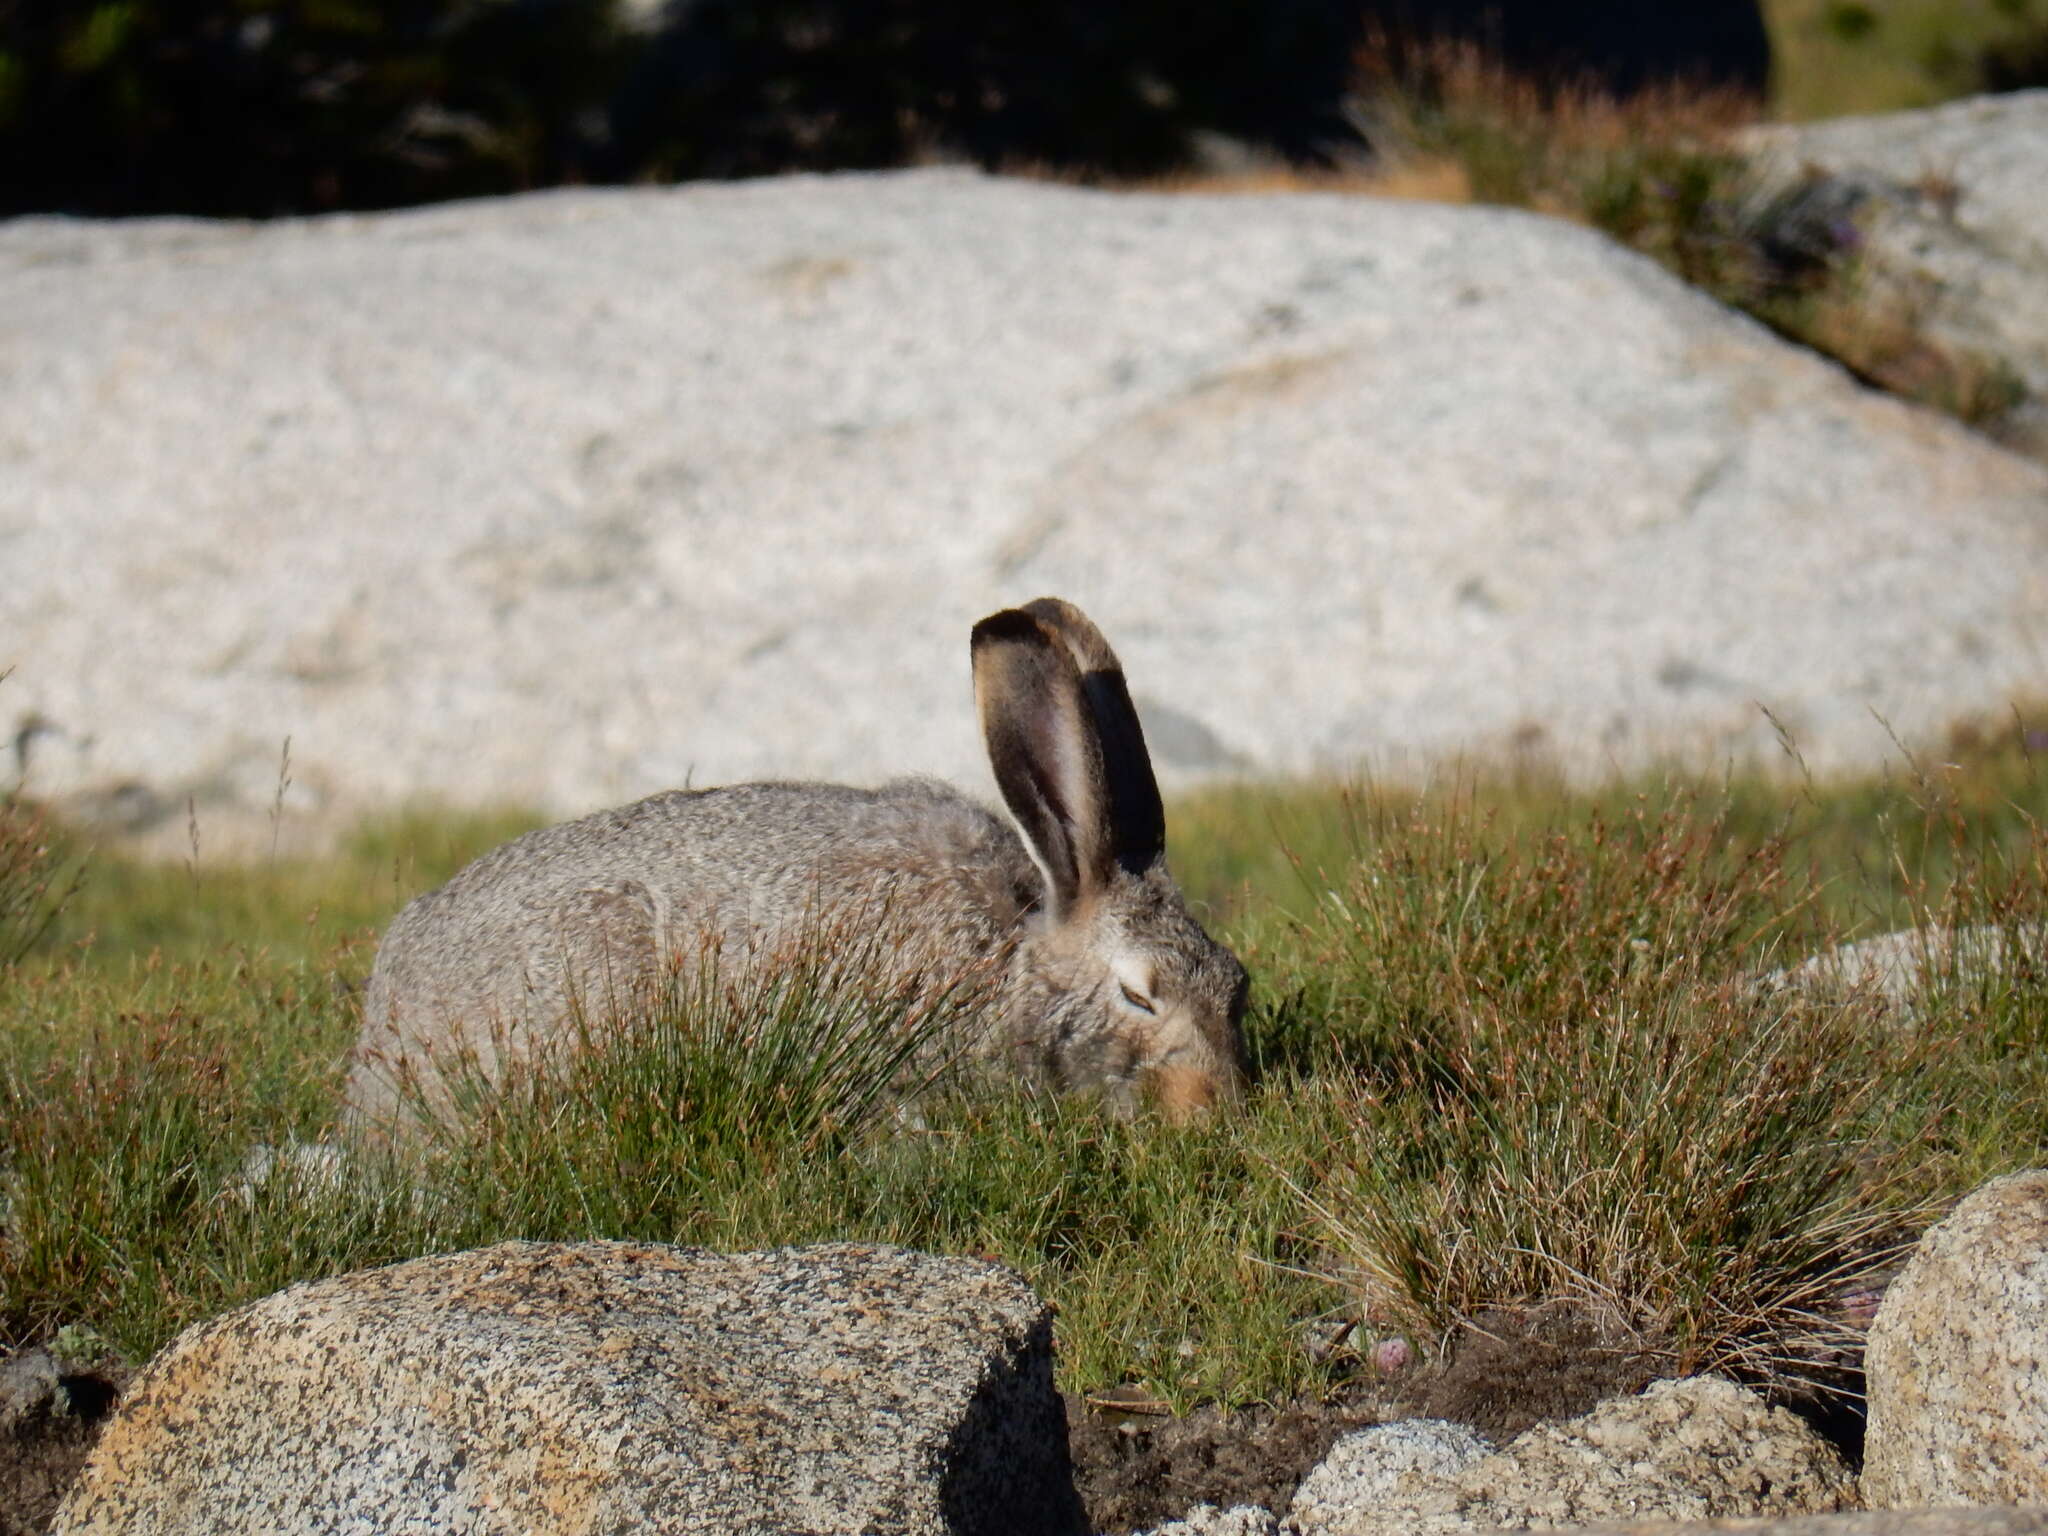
left=972, top=608, right=1111, bottom=917
left=1016, top=598, right=1166, bottom=872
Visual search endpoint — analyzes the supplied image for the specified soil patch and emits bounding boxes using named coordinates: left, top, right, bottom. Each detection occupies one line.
left=1409, top=1302, right=1666, bottom=1441
left=1069, top=1304, right=1673, bottom=1532
left=1, top=1350, right=126, bottom=1536
left=1067, top=1392, right=1383, bottom=1533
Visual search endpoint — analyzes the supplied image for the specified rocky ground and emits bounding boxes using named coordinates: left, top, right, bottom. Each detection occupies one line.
left=0, top=1302, right=1691, bottom=1534
left=1069, top=1304, right=1679, bottom=1532
left=28, top=1159, right=2048, bottom=1533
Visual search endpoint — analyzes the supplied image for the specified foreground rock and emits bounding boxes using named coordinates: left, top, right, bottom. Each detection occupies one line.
left=1864, top=1170, right=2048, bottom=1509
left=1146, top=1508, right=1283, bottom=1536
left=53, top=1241, right=1080, bottom=1536
left=1282, top=1378, right=1852, bottom=1535
left=1286, top=1419, right=1492, bottom=1532
left=1139, top=1509, right=2048, bottom=1536
left=1535, top=1513, right=2048, bottom=1534
left=7, top=172, right=2048, bottom=853
left=1742, top=90, right=2048, bottom=456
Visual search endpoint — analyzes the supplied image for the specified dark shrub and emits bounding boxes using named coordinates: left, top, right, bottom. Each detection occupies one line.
left=0, top=0, right=626, bottom=216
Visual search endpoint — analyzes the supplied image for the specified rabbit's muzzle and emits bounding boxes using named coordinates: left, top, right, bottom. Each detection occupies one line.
left=1146, top=1062, right=1237, bottom=1123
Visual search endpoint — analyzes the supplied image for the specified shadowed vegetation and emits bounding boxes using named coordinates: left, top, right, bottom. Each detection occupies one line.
left=14, top=0, right=2047, bottom=218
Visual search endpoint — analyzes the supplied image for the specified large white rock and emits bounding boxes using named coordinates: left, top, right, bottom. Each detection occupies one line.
left=1864, top=1169, right=2048, bottom=1509
left=6, top=171, right=2047, bottom=850
left=52, top=1240, right=1081, bottom=1536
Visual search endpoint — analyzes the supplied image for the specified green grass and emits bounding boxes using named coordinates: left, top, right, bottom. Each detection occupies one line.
left=3, top=725, right=2046, bottom=1408
left=32, top=803, right=545, bottom=969
left=0, top=794, right=82, bottom=968
left=1275, top=801, right=1919, bottom=1378
left=1766, top=0, right=2048, bottom=120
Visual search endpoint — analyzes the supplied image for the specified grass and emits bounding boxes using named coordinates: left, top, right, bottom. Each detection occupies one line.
left=1280, top=801, right=1918, bottom=1381
left=1765, top=0, right=2048, bottom=120
left=0, top=791, right=82, bottom=969
left=33, top=803, right=545, bottom=968
left=3, top=722, right=2046, bottom=1411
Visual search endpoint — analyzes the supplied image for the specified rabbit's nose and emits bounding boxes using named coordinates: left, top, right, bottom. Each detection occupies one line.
left=1147, top=1064, right=1222, bottom=1123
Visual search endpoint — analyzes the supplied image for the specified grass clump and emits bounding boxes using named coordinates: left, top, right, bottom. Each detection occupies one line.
left=405, top=923, right=1003, bottom=1229
left=0, top=999, right=355, bottom=1354
left=1276, top=796, right=1927, bottom=1388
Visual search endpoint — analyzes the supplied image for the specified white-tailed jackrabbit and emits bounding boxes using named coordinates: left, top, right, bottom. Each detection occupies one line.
left=345, top=598, right=1248, bottom=1131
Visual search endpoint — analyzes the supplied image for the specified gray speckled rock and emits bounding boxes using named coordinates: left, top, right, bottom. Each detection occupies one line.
left=1139, top=1505, right=1283, bottom=1536
left=52, top=1240, right=1082, bottom=1536
left=1864, top=1169, right=2048, bottom=1509
left=1742, top=90, right=2048, bottom=456
left=1518, top=1512, right=2048, bottom=1534
left=1286, top=1378, right=1853, bottom=1535
left=1286, top=1419, right=1493, bottom=1533
left=6, top=171, right=2048, bottom=856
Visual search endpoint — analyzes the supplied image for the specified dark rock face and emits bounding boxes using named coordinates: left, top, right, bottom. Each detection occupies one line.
left=2, top=0, right=1772, bottom=220
left=608, top=0, right=1370, bottom=180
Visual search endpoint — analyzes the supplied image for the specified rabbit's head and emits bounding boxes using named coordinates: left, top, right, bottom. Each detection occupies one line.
left=973, top=598, right=1249, bottom=1120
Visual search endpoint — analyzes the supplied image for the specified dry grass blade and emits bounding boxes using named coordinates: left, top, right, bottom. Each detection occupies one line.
left=0, top=794, right=82, bottom=971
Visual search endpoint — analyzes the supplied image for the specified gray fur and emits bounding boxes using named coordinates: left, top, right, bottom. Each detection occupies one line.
left=346, top=601, right=1248, bottom=1132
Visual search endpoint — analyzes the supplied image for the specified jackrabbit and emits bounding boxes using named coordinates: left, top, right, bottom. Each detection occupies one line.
left=345, top=598, right=1248, bottom=1131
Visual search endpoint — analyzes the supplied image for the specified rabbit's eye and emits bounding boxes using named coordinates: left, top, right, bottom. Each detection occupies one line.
left=1119, top=983, right=1157, bottom=1015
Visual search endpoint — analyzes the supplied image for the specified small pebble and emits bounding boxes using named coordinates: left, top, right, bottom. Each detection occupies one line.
left=1371, top=1336, right=1413, bottom=1373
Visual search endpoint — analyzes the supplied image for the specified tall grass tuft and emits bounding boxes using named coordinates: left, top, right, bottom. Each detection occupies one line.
left=1273, top=793, right=1956, bottom=1389
left=3, top=1010, right=259, bottom=1348
left=409, top=918, right=1007, bottom=1234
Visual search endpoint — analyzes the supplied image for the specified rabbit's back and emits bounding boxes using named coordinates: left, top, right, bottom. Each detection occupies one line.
left=349, top=780, right=1040, bottom=1127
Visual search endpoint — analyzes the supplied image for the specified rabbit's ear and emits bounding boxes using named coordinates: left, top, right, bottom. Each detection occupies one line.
left=972, top=607, right=1116, bottom=917
left=1017, top=598, right=1166, bottom=874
